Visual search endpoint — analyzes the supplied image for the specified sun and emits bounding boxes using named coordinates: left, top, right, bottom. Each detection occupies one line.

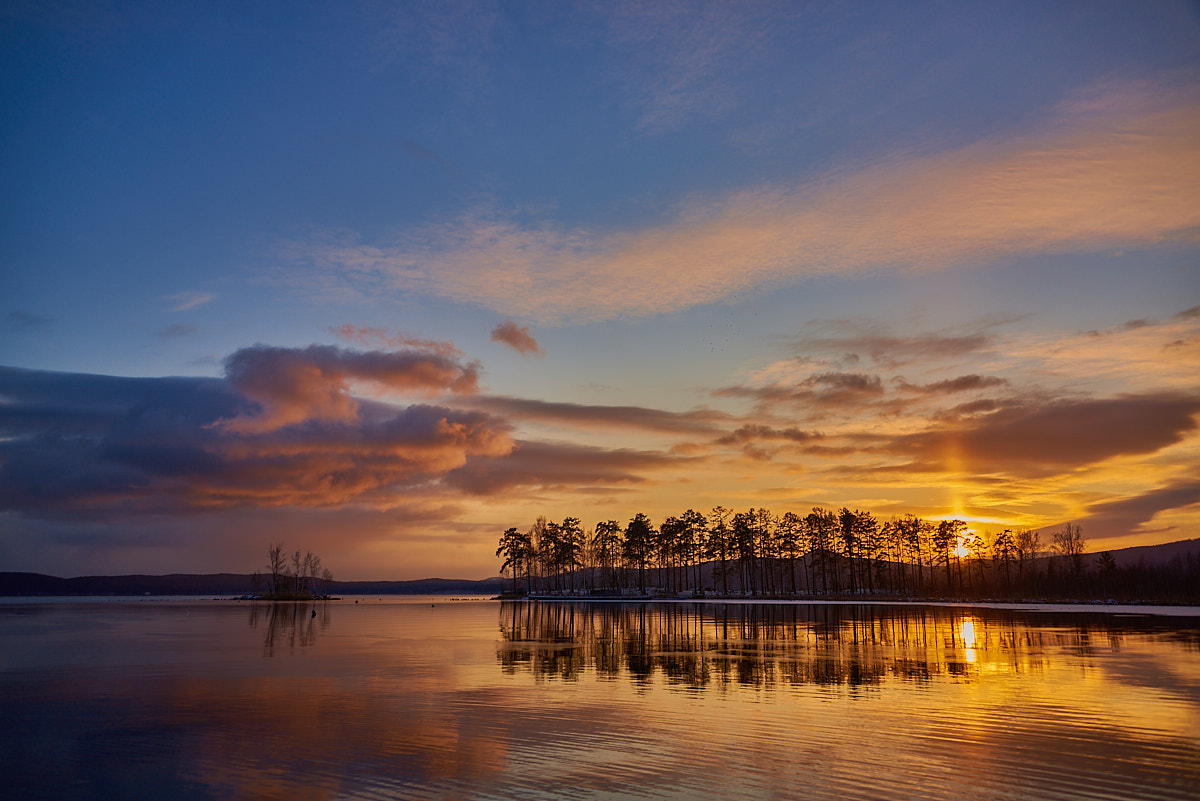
left=954, top=538, right=971, bottom=559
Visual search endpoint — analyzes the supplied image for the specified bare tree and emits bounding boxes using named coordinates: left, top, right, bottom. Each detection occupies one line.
left=260, top=543, right=331, bottom=600
left=267, top=543, right=286, bottom=596
left=1052, top=523, right=1087, bottom=577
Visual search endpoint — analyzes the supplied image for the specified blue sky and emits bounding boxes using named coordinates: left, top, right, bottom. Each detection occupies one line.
left=2, top=1, right=1199, bottom=579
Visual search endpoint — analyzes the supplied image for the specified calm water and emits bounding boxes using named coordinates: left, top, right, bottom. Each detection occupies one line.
left=1, top=598, right=1198, bottom=801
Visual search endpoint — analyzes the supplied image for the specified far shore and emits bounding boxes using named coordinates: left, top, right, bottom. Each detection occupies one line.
left=3, top=594, right=1198, bottom=617
left=506, top=595, right=1200, bottom=617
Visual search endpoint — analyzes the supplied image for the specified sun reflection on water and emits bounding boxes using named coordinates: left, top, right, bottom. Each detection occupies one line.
left=960, top=618, right=977, bottom=662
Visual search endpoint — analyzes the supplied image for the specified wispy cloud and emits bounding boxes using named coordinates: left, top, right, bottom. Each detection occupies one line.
left=897, top=375, right=1009, bottom=395
left=598, top=1, right=780, bottom=132
left=781, top=329, right=997, bottom=371
left=6, top=310, right=53, bottom=333
left=752, top=308, right=1200, bottom=404
left=157, top=323, right=197, bottom=339
left=165, top=291, right=216, bottom=312
left=717, top=371, right=884, bottom=413
left=456, top=395, right=730, bottom=435
left=329, top=324, right=463, bottom=357
left=490, top=320, right=543, bottom=357
left=280, top=89, right=1200, bottom=323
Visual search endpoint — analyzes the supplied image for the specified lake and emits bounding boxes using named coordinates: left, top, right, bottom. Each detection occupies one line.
left=1, top=598, right=1197, bottom=800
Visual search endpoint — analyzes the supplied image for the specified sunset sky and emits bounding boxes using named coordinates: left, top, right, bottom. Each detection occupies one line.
left=2, top=1, right=1198, bottom=580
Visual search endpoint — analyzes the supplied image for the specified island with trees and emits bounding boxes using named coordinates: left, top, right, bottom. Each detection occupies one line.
left=251, top=543, right=335, bottom=600
left=497, top=507, right=1198, bottom=604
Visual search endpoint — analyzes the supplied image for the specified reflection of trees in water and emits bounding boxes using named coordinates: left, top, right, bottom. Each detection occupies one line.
left=496, top=602, right=1138, bottom=691
left=247, top=602, right=331, bottom=656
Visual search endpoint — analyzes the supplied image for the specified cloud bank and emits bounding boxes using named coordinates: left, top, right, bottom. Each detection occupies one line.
left=0, top=361, right=512, bottom=517
left=0, top=346, right=692, bottom=521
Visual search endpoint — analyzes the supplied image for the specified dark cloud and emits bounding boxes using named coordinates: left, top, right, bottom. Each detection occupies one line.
left=789, top=331, right=993, bottom=369
left=715, top=424, right=822, bottom=446
left=220, top=344, right=481, bottom=432
left=445, top=441, right=684, bottom=495
left=888, top=393, right=1200, bottom=473
left=1078, top=480, right=1200, bottom=540
left=897, top=374, right=1008, bottom=395
left=490, top=320, right=544, bottom=357
left=932, top=398, right=1003, bottom=422
left=0, top=364, right=511, bottom=518
left=716, top=372, right=883, bottom=410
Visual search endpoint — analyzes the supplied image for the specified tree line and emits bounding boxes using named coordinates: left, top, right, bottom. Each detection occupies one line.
left=497, top=508, right=1197, bottom=603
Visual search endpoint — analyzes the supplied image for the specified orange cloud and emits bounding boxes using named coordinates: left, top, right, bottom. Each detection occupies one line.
left=456, top=395, right=730, bottom=434
left=284, top=87, right=1200, bottom=322
left=218, top=344, right=480, bottom=433
left=489, top=319, right=544, bottom=357
left=329, top=324, right=463, bottom=357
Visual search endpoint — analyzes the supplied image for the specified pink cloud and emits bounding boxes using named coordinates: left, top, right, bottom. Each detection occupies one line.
left=218, top=344, right=480, bottom=434
left=458, top=395, right=729, bottom=434
left=329, top=324, right=463, bottom=357
left=490, top=320, right=544, bottom=357
left=165, top=291, right=216, bottom=311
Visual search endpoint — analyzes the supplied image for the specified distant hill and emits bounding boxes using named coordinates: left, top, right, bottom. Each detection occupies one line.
left=0, top=572, right=505, bottom=597
left=1, top=538, right=1195, bottom=597
left=1107, top=538, right=1200, bottom=568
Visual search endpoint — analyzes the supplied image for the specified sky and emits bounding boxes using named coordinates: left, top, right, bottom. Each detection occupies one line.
left=2, top=1, right=1199, bottom=580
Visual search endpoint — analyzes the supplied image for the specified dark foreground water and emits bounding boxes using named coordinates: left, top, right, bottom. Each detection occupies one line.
left=1, top=598, right=1197, bottom=801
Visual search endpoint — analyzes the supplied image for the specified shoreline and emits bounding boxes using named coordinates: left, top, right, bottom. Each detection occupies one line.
left=2, top=594, right=1197, bottom=617
left=511, top=595, right=1200, bottom=617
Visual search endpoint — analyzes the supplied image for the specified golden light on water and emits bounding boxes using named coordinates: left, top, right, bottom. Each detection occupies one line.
left=960, top=618, right=978, bottom=663
left=7, top=599, right=1200, bottom=801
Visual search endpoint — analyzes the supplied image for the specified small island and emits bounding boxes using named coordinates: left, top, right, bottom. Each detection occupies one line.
left=251, top=543, right=335, bottom=601
left=497, top=507, right=1199, bottom=604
